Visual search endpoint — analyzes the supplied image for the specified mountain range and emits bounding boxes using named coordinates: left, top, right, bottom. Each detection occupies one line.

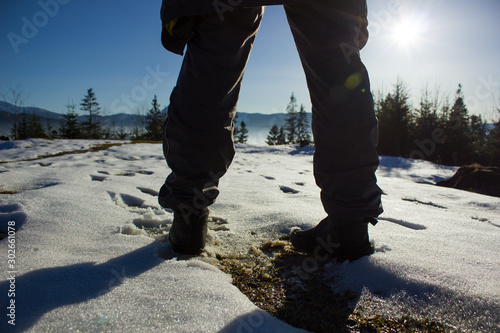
left=0, top=101, right=310, bottom=144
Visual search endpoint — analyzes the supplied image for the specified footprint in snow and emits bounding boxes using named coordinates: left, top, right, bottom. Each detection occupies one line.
left=0, top=203, right=28, bottom=237
left=261, top=175, right=276, bottom=180
left=121, top=210, right=171, bottom=240
left=116, top=170, right=154, bottom=177
left=279, top=185, right=299, bottom=194
left=208, top=216, right=230, bottom=231
left=90, top=174, right=107, bottom=182
left=373, top=244, right=392, bottom=253
left=120, top=209, right=230, bottom=254
left=136, top=187, right=159, bottom=197
left=109, top=192, right=161, bottom=211
left=137, top=170, right=154, bottom=175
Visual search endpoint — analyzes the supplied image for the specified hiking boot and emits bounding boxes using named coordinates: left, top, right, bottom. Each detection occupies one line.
left=290, top=216, right=375, bottom=261
left=169, top=208, right=209, bottom=255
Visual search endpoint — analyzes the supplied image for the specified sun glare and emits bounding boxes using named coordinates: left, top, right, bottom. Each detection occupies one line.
left=391, top=17, right=423, bottom=48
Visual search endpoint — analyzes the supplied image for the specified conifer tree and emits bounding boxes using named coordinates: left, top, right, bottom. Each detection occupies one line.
left=376, top=80, right=413, bottom=157
left=443, top=84, right=471, bottom=164
left=277, top=126, right=286, bottom=145
left=267, top=125, right=287, bottom=145
left=28, top=112, right=47, bottom=138
left=296, top=104, right=311, bottom=144
left=145, top=95, right=165, bottom=141
left=15, top=111, right=29, bottom=139
left=412, top=88, right=442, bottom=162
left=61, top=103, right=81, bottom=139
left=12, top=108, right=47, bottom=139
left=235, top=121, right=248, bottom=144
left=266, top=125, right=280, bottom=145
left=80, top=88, right=101, bottom=139
left=284, top=93, right=298, bottom=144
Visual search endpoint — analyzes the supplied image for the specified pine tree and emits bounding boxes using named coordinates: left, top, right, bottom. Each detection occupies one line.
left=412, top=88, right=442, bottom=162
left=12, top=108, right=47, bottom=139
left=28, top=112, right=47, bottom=138
left=296, top=104, right=311, bottom=144
left=235, top=121, right=248, bottom=144
left=284, top=93, right=298, bottom=144
left=14, top=111, right=29, bottom=140
left=443, top=84, right=472, bottom=164
left=80, top=88, right=101, bottom=139
left=376, top=80, right=413, bottom=157
left=61, top=103, right=81, bottom=139
left=279, top=126, right=287, bottom=145
left=266, top=125, right=280, bottom=145
left=145, top=95, right=165, bottom=141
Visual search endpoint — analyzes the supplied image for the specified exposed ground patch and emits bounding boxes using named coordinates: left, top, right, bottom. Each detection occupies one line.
left=402, top=197, right=447, bottom=209
left=135, top=222, right=448, bottom=332
left=216, top=239, right=447, bottom=333
left=0, top=190, right=20, bottom=195
left=0, top=142, right=125, bottom=164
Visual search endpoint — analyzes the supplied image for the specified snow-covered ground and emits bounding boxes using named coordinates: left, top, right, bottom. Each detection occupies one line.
left=0, top=139, right=499, bottom=332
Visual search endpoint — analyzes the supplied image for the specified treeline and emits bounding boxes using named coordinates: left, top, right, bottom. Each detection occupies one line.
left=8, top=88, right=167, bottom=141
left=375, top=81, right=499, bottom=167
left=265, top=84, right=499, bottom=167
left=4, top=83, right=499, bottom=167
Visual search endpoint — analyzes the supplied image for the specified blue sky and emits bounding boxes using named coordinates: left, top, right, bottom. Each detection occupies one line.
left=1, top=0, right=499, bottom=120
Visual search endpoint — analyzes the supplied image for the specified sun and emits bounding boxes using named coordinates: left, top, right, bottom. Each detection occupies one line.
left=391, top=17, right=424, bottom=48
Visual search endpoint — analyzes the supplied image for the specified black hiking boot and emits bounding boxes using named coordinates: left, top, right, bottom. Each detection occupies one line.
left=290, top=216, right=376, bottom=261
left=169, top=208, right=209, bottom=255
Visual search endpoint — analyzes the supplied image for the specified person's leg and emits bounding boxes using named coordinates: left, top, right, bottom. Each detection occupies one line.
left=285, top=1, right=383, bottom=259
left=285, top=1, right=382, bottom=220
left=159, top=7, right=264, bottom=215
left=159, top=7, right=264, bottom=254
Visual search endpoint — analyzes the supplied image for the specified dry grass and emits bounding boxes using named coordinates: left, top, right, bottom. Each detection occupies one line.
left=216, top=237, right=448, bottom=333
left=0, top=142, right=125, bottom=164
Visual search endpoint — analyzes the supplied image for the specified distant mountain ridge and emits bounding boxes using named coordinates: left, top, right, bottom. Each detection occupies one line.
left=0, top=101, right=310, bottom=144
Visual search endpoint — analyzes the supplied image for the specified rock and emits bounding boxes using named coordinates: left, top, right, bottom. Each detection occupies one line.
left=436, top=164, right=500, bottom=198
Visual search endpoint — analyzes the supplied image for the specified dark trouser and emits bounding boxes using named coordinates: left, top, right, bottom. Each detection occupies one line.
left=159, top=2, right=383, bottom=219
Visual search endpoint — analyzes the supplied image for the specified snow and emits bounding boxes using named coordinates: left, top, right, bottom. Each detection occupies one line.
left=1, top=139, right=499, bottom=332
